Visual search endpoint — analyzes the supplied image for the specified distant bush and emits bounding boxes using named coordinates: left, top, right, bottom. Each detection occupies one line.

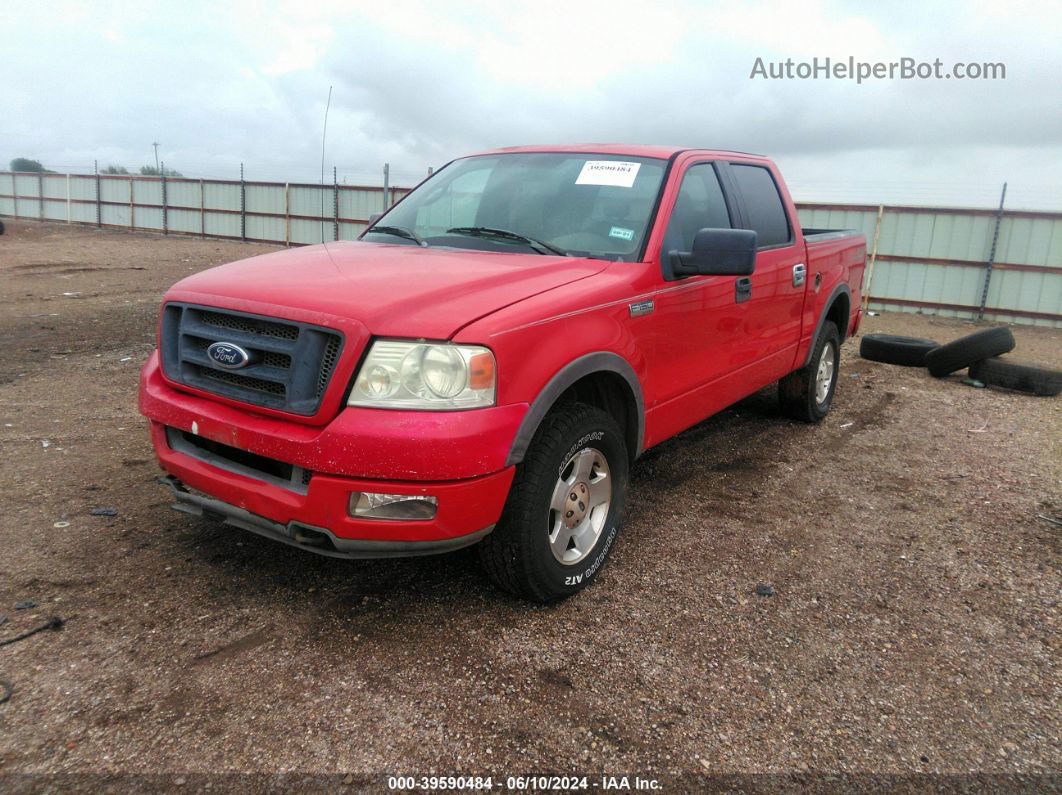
left=101, top=165, right=130, bottom=175
left=139, top=165, right=182, bottom=177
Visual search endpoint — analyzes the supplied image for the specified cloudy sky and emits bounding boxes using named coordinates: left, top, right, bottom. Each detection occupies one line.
left=3, top=0, right=1060, bottom=208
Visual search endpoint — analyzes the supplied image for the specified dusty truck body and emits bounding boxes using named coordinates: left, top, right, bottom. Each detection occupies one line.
left=139, top=145, right=866, bottom=601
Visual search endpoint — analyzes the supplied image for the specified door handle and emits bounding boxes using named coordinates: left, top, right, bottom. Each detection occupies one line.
left=735, top=276, right=752, bottom=304
left=792, top=263, right=807, bottom=287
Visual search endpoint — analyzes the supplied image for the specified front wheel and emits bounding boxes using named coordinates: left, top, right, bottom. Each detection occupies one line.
left=478, top=402, right=628, bottom=602
left=779, top=320, right=840, bottom=422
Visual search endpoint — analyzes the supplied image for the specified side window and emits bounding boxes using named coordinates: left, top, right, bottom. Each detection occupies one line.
left=731, top=164, right=791, bottom=248
left=664, top=163, right=731, bottom=253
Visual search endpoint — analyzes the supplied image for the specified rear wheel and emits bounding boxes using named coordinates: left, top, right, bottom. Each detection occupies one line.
left=478, top=402, right=628, bottom=602
left=779, top=321, right=840, bottom=422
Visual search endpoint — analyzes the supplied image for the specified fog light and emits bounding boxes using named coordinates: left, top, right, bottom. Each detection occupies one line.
left=348, top=492, right=438, bottom=520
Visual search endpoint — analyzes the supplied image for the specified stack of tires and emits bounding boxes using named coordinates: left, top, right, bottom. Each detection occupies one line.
left=859, top=327, right=1062, bottom=397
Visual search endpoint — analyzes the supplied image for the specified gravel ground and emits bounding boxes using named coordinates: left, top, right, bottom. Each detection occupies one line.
left=0, top=220, right=1058, bottom=790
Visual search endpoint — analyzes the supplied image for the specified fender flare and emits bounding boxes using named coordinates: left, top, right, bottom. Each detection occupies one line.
left=803, top=283, right=851, bottom=367
left=506, top=352, right=645, bottom=467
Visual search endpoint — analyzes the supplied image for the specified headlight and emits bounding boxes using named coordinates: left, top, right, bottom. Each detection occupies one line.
left=348, top=340, right=496, bottom=410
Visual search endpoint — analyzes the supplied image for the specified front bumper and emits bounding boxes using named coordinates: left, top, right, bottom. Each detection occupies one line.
left=140, top=352, right=528, bottom=481
left=140, top=351, right=519, bottom=548
left=162, top=476, right=494, bottom=558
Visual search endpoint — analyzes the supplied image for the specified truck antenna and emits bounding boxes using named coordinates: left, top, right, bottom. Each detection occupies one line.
left=320, top=85, right=333, bottom=244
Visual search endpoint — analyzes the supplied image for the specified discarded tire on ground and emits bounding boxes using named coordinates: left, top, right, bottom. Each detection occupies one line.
left=968, top=357, right=1062, bottom=397
left=859, top=333, right=939, bottom=367
left=924, top=327, right=1015, bottom=377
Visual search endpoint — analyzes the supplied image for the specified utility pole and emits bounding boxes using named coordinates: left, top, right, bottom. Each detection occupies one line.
left=383, top=163, right=390, bottom=212
left=152, top=142, right=160, bottom=173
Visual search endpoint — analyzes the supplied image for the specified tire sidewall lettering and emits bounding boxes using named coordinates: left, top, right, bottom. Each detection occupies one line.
left=582, top=524, right=617, bottom=581
left=559, top=431, right=604, bottom=476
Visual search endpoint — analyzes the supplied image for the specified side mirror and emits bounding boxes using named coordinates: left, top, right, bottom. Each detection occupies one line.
left=667, top=228, right=757, bottom=279
left=367, top=212, right=383, bottom=225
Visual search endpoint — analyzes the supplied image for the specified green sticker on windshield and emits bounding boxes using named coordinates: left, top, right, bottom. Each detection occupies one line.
left=609, top=226, right=634, bottom=241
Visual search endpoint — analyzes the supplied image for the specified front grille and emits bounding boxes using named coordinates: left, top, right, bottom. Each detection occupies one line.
left=262, top=350, right=292, bottom=369
left=317, top=336, right=341, bottom=398
left=198, top=367, right=287, bottom=395
left=199, top=309, right=299, bottom=340
left=160, top=303, right=343, bottom=415
left=165, top=427, right=312, bottom=494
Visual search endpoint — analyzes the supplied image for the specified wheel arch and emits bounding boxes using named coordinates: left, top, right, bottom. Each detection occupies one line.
left=506, top=353, right=644, bottom=467
left=803, top=284, right=851, bottom=367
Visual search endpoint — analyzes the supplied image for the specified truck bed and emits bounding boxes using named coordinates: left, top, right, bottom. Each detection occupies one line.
left=802, top=227, right=863, bottom=243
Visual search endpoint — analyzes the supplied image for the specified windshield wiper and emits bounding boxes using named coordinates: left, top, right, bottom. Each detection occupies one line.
left=446, top=226, right=567, bottom=256
left=368, top=225, right=426, bottom=246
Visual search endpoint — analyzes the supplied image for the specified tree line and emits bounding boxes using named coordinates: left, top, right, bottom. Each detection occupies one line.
left=9, top=157, right=181, bottom=176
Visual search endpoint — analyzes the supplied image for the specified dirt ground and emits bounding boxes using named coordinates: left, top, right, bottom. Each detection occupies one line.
left=0, top=220, right=1058, bottom=789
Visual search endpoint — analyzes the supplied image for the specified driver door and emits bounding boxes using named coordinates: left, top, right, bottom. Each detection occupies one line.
left=649, top=161, right=749, bottom=410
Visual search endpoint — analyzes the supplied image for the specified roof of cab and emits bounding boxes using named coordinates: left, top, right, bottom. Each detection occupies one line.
left=472, top=143, right=767, bottom=160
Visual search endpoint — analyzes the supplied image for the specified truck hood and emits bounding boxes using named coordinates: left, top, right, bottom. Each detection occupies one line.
left=166, top=241, right=608, bottom=339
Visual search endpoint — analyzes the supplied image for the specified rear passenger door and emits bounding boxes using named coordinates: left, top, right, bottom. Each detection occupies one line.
left=724, top=161, right=805, bottom=373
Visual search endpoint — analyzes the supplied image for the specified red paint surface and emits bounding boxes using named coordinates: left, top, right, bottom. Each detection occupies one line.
left=140, top=146, right=865, bottom=547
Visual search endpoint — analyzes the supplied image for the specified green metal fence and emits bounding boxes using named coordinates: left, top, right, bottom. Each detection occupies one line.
left=0, top=170, right=411, bottom=246
left=798, top=203, right=1061, bottom=328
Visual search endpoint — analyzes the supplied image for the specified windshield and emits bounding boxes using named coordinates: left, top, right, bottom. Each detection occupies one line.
left=362, top=153, right=667, bottom=261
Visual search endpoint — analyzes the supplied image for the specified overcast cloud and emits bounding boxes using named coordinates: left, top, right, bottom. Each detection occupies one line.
left=3, top=0, right=1060, bottom=208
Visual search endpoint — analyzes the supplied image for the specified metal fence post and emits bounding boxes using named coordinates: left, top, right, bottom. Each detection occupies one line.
left=161, top=162, right=168, bottom=234
left=199, top=178, right=205, bottom=237
left=129, top=174, right=135, bottom=230
left=37, top=171, right=44, bottom=221
left=284, top=182, right=290, bottom=246
left=94, top=160, right=101, bottom=228
left=66, top=173, right=71, bottom=223
left=382, top=163, right=390, bottom=212
left=240, top=163, right=246, bottom=241
left=978, top=183, right=1007, bottom=320
left=333, top=166, right=339, bottom=241
left=11, top=171, right=18, bottom=219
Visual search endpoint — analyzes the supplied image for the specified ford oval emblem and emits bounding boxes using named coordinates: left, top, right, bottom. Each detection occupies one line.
left=206, top=341, right=251, bottom=369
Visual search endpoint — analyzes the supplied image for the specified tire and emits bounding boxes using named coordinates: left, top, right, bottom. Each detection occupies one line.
left=859, top=333, right=939, bottom=367
left=969, top=357, right=1062, bottom=397
left=924, top=327, right=1015, bottom=377
left=779, top=321, right=840, bottom=423
left=478, top=402, right=628, bottom=602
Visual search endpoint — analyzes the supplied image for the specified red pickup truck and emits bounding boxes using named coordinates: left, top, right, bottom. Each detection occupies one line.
left=139, top=145, right=865, bottom=601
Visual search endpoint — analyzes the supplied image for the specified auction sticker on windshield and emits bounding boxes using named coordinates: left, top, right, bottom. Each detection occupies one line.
left=575, top=160, right=641, bottom=187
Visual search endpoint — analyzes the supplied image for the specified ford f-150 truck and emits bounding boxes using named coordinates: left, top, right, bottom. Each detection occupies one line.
left=139, top=145, right=865, bottom=602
